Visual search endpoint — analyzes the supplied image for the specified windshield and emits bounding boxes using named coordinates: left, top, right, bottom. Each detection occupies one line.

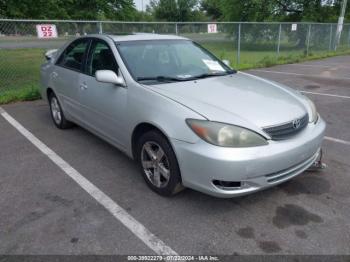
left=116, top=40, right=235, bottom=84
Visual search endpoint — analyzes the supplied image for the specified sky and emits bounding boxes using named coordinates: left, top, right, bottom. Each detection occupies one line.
left=134, top=0, right=151, bottom=11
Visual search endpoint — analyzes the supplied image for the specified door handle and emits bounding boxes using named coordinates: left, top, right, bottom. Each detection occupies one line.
left=52, top=72, right=58, bottom=79
left=80, top=83, right=88, bottom=90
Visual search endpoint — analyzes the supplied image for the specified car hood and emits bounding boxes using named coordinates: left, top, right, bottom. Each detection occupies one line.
left=146, top=72, right=308, bottom=133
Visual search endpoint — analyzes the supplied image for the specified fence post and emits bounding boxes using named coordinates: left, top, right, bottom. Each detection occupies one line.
left=175, top=23, right=178, bottom=35
left=98, top=22, right=103, bottom=34
left=306, top=24, right=311, bottom=56
left=237, top=23, right=241, bottom=66
left=277, top=23, right=282, bottom=57
left=329, top=24, right=333, bottom=50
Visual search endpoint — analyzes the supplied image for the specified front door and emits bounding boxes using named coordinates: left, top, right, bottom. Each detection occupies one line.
left=78, top=39, right=128, bottom=149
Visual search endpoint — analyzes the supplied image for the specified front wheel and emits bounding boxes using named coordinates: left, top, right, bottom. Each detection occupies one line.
left=136, top=130, right=184, bottom=196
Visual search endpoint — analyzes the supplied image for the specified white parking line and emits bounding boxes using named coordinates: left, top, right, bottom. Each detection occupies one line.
left=325, top=136, right=350, bottom=146
left=286, top=63, right=350, bottom=69
left=286, top=64, right=334, bottom=68
left=300, top=91, right=350, bottom=99
left=250, top=69, right=350, bottom=81
left=302, top=62, right=350, bottom=68
left=0, top=107, right=177, bottom=256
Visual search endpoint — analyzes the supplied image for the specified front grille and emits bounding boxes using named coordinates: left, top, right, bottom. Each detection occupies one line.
left=263, top=114, right=309, bottom=140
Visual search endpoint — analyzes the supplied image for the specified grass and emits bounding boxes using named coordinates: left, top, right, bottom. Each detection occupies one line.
left=1, top=41, right=350, bottom=104
left=0, top=48, right=44, bottom=104
left=200, top=41, right=350, bottom=69
left=0, top=85, right=41, bottom=104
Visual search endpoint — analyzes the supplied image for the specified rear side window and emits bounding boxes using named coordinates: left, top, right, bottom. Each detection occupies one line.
left=57, top=39, right=89, bottom=71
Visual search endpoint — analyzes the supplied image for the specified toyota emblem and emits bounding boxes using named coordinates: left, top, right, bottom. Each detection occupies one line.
left=292, top=119, right=301, bottom=129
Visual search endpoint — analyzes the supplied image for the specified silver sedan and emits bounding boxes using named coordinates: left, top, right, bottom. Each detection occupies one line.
left=40, top=34, right=325, bottom=198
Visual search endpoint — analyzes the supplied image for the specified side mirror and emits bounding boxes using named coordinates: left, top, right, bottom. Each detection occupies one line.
left=222, top=60, right=230, bottom=67
left=45, top=49, right=58, bottom=61
left=95, top=70, right=125, bottom=87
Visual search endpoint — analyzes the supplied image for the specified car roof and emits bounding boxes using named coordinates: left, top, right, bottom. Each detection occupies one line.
left=88, top=33, right=189, bottom=42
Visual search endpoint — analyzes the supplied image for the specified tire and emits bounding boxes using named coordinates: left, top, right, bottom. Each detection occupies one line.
left=48, top=92, right=73, bottom=129
left=136, top=130, right=185, bottom=196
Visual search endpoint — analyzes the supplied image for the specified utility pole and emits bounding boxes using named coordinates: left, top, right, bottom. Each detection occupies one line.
left=335, top=0, right=348, bottom=50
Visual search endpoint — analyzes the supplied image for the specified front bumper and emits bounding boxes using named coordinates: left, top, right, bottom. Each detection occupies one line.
left=171, top=117, right=326, bottom=198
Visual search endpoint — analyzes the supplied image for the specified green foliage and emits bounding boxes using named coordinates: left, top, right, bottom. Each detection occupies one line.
left=1, top=0, right=349, bottom=22
left=148, top=0, right=200, bottom=21
left=0, top=86, right=41, bottom=104
left=203, top=42, right=350, bottom=70
left=0, top=48, right=44, bottom=91
left=221, top=0, right=274, bottom=21
left=0, top=0, right=138, bottom=20
left=200, top=0, right=349, bottom=23
left=0, top=48, right=44, bottom=104
left=200, top=0, right=222, bottom=20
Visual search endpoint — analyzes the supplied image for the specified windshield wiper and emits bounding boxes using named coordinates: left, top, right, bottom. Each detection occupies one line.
left=137, top=76, right=186, bottom=82
left=137, top=70, right=236, bottom=83
left=189, top=70, right=236, bottom=80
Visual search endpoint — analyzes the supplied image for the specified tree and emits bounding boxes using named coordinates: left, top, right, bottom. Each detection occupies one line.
left=200, top=0, right=274, bottom=22
left=222, top=0, right=274, bottom=21
left=200, top=0, right=222, bottom=20
left=1, top=0, right=348, bottom=22
left=148, top=0, right=177, bottom=21
left=177, top=0, right=198, bottom=21
left=0, top=0, right=137, bottom=20
left=273, top=0, right=323, bottom=21
left=0, top=0, right=69, bottom=19
left=148, top=0, right=199, bottom=21
left=200, top=0, right=349, bottom=23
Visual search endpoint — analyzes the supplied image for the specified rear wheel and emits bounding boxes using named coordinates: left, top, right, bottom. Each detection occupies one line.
left=49, top=92, right=73, bottom=129
left=136, top=130, right=184, bottom=196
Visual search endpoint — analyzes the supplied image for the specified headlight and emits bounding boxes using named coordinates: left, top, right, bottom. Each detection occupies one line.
left=305, top=97, right=318, bottom=123
left=186, top=119, right=268, bottom=147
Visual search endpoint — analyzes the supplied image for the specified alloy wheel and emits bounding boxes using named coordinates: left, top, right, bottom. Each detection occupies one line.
left=141, top=141, right=171, bottom=188
left=50, top=97, right=62, bottom=125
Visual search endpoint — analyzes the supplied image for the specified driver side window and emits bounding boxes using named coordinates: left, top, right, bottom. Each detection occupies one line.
left=87, top=40, right=119, bottom=76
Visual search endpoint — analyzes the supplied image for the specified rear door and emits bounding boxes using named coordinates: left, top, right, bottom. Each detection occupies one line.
left=53, top=38, right=90, bottom=120
left=78, top=38, right=128, bottom=148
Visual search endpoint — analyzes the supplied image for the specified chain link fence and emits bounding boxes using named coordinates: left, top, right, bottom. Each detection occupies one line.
left=1, top=19, right=350, bottom=98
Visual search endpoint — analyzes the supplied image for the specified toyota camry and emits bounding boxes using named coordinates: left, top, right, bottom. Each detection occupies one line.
left=40, top=34, right=326, bottom=198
